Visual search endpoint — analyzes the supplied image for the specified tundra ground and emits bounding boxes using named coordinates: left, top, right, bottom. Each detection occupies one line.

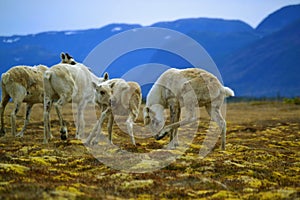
left=0, top=102, right=299, bottom=199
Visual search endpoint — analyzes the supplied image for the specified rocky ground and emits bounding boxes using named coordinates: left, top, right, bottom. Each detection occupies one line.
left=0, top=102, right=299, bottom=199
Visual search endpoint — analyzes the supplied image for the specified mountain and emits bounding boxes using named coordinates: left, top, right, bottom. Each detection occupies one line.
left=222, top=20, right=300, bottom=97
left=0, top=4, right=299, bottom=97
left=0, top=18, right=257, bottom=85
left=151, top=18, right=254, bottom=33
left=0, top=23, right=142, bottom=73
left=256, top=4, right=300, bottom=35
left=151, top=18, right=259, bottom=67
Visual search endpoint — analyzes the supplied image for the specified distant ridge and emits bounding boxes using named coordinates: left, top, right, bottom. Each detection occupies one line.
left=151, top=17, right=254, bottom=33
left=256, top=4, right=300, bottom=35
left=223, top=20, right=300, bottom=97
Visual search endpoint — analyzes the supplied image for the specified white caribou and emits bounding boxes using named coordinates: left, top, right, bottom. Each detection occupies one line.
left=143, top=68, right=234, bottom=150
left=86, top=78, right=142, bottom=146
left=0, top=65, right=48, bottom=137
left=43, top=55, right=108, bottom=143
left=0, top=52, right=78, bottom=138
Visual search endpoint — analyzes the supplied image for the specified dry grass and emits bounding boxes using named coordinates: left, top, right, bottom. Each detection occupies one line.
left=0, top=102, right=299, bottom=199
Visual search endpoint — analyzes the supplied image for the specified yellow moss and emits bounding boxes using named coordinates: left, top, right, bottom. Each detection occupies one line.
left=221, top=150, right=233, bottom=156
left=243, top=188, right=255, bottom=193
left=0, top=180, right=14, bottom=186
left=0, top=163, right=29, bottom=175
left=224, top=160, right=245, bottom=168
left=136, top=194, right=154, bottom=200
left=52, top=174, right=73, bottom=181
left=107, top=147, right=120, bottom=154
left=188, top=190, right=214, bottom=197
left=251, top=162, right=268, bottom=169
left=56, top=186, right=84, bottom=196
left=51, top=186, right=84, bottom=200
left=19, top=146, right=29, bottom=154
left=71, top=183, right=97, bottom=190
left=230, top=125, right=245, bottom=131
left=272, top=171, right=286, bottom=179
left=289, top=167, right=300, bottom=172
left=170, top=149, right=184, bottom=155
left=211, top=190, right=239, bottom=199
left=121, top=179, right=154, bottom=189
left=190, top=143, right=202, bottom=149
left=29, top=148, right=55, bottom=156
left=268, top=144, right=280, bottom=148
left=72, top=183, right=85, bottom=188
left=255, top=189, right=297, bottom=200
left=44, top=156, right=58, bottom=163
left=278, top=141, right=299, bottom=147
left=64, top=171, right=81, bottom=178
left=20, top=177, right=35, bottom=183
left=184, top=153, right=196, bottom=161
left=202, top=157, right=216, bottom=162
left=185, top=166, right=200, bottom=174
left=275, top=152, right=287, bottom=158
left=68, top=139, right=83, bottom=145
left=130, top=159, right=161, bottom=172
left=30, top=157, right=50, bottom=166
left=57, top=163, right=67, bottom=167
left=196, top=190, right=214, bottom=195
left=13, top=157, right=30, bottom=162
left=111, top=172, right=133, bottom=180
left=238, top=169, right=254, bottom=176
left=68, top=158, right=85, bottom=166
left=261, top=179, right=277, bottom=187
left=241, top=176, right=262, bottom=188
left=15, top=155, right=58, bottom=166
left=0, top=182, right=9, bottom=186
left=230, top=144, right=250, bottom=151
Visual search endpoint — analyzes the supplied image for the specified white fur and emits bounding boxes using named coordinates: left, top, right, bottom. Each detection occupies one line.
left=144, top=68, right=234, bottom=150
left=86, top=78, right=142, bottom=146
left=43, top=61, right=108, bottom=143
left=224, top=87, right=235, bottom=97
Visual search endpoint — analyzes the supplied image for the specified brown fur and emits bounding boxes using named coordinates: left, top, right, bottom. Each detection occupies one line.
left=0, top=65, right=48, bottom=137
left=127, top=82, right=142, bottom=121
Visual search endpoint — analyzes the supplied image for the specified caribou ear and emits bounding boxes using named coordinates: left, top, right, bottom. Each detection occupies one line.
left=60, top=52, right=66, bottom=60
left=144, top=106, right=150, bottom=114
left=92, top=82, right=98, bottom=89
left=109, top=81, right=116, bottom=88
left=65, top=53, right=72, bottom=59
left=103, top=72, right=109, bottom=81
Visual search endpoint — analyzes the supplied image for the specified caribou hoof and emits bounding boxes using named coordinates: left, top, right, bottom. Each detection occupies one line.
left=60, top=128, right=68, bottom=140
left=154, top=132, right=168, bottom=140
left=61, top=134, right=67, bottom=140
left=0, top=129, right=5, bottom=137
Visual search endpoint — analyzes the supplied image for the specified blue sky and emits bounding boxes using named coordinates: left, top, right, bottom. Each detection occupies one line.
left=0, top=0, right=299, bottom=36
